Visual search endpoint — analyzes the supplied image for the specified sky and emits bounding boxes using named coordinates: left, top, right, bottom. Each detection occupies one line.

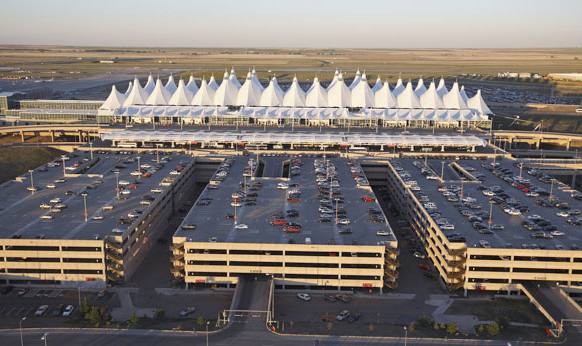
left=0, top=0, right=581, bottom=48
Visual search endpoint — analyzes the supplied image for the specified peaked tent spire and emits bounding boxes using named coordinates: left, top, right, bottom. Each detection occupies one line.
left=396, top=80, right=421, bottom=108
left=236, top=72, right=262, bottom=106
left=415, top=78, right=427, bottom=97
left=146, top=78, right=171, bottom=105
left=349, top=69, right=362, bottom=90
left=259, top=76, right=284, bottom=107
left=165, top=75, right=177, bottom=94
left=351, top=73, right=373, bottom=108
left=169, top=79, right=194, bottom=106
left=326, top=69, right=340, bottom=91
left=124, top=81, right=133, bottom=96
left=191, top=78, right=216, bottom=106
left=213, top=70, right=240, bottom=106
left=282, top=76, right=306, bottom=107
left=372, top=76, right=383, bottom=93
left=443, top=82, right=468, bottom=109
left=123, top=77, right=148, bottom=106
left=250, top=68, right=264, bottom=92
left=467, top=89, right=493, bottom=115
left=186, top=75, right=199, bottom=95
left=305, top=77, right=328, bottom=107
left=420, top=80, right=444, bottom=109
left=436, top=77, right=448, bottom=97
left=327, top=72, right=351, bottom=107
left=374, top=81, right=397, bottom=108
left=208, top=75, right=219, bottom=91
left=229, top=68, right=241, bottom=88
left=101, top=85, right=126, bottom=110
left=143, top=74, right=155, bottom=95
left=392, top=77, right=405, bottom=97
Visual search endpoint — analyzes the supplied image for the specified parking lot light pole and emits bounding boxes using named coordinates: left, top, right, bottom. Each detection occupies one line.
left=41, top=332, right=48, bottom=346
left=19, top=316, right=26, bottom=346
left=550, top=179, right=555, bottom=201
left=115, top=171, right=120, bottom=200
left=403, top=325, right=407, bottom=346
left=89, top=141, right=94, bottom=160
left=206, top=321, right=210, bottom=346
left=81, top=192, right=88, bottom=222
left=61, top=156, right=67, bottom=177
left=78, top=286, right=82, bottom=308
left=488, top=200, right=494, bottom=229
left=440, top=161, right=445, bottom=181
left=28, top=169, right=35, bottom=192
left=518, top=162, right=523, bottom=179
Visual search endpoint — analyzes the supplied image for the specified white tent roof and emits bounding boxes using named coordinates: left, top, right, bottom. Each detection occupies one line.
left=186, top=75, right=199, bottom=95
left=124, top=81, right=133, bottom=96
left=191, top=78, right=216, bottom=106
left=349, top=69, right=362, bottom=90
left=374, top=81, right=397, bottom=108
left=460, top=85, right=469, bottom=102
left=443, top=82, right=468, bottom=109
left=123, top=77, right=148, bottom=106
left=392, top=78, right=405, bottom=97
left=371, top=76, right=383, bottom=93
left=396, top=81, right=421, bottom=108
left=305, top=77, right=328, bottom=107
left=327, top=73, right=351, bottom=107
left=168, top=79, right=194, bottom=106
left=101, top=85, right=126, bottom=110
left=214, top=71, right=240, bottom=106
left=282, top=76, right=306, bottom=107
left=420, top=80, right=445, bottom=109
left=468, top=89, right=493, bottom=115
left=165, top=75, right=177, bottom=94
left=415, top=78, right=427, bottom=97
left=143, top=74, right=155, bottom=95
left=229, top=68, right=241, bottom=88
left=350, top=73, right=373, bottom=108
left=251, top=68, right=264, bottom=92
left=236, top=72, right=263, bottom=106
left=146, top=78, right=171, bottom=105
left=259, top=76, right=284, bottom=107
left=436, top=78, right=448, bottom=97
left=327, top=69, right=340, bottom=91
left=208, top=75, right=219, bottom=91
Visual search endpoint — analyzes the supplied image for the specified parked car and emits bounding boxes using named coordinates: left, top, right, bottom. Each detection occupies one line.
left=35, top=305, right=49, bottom=316
left=62, top=305, right=74, bottom=317
left=336, top=310, right=350, bottom=321
left=296, top=293, right=311, bottom=302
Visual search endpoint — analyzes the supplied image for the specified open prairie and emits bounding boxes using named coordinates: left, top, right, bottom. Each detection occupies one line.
left=1, top=46, right=582, bottom=82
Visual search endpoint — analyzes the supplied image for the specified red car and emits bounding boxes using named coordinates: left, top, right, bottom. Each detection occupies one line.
left=285, top=226, right=301, bottom=233
left=361, top=195, right=375, bottom=203
left=270, top=219, right=288, bottom=226
left=287, top=197, right=300, bottom=203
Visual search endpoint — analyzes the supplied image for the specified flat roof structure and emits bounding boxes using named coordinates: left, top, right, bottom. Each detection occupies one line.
left=0, top=151, right=190, bottom=241
left=391, top=158, right=582, bottom=250
left=102, top=130, right=485, bottom=148
left=176, top=155, right=395, bottom=246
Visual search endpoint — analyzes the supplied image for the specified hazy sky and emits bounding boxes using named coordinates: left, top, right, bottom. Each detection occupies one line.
left=1, top=0, right=581, bottom=48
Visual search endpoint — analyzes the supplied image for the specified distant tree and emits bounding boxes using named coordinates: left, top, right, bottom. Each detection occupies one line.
left=486, top=322, right=500, bottom=336
left=196, top=316, right=206, bottom=328
left=154, top=309, right=165, bottom=320
left=127, top=313, right=139, bottom=328
left=446, top=323, right=458, bottom=335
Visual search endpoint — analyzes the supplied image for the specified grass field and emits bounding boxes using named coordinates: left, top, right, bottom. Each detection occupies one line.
left=2, top=46, right=582, bottom=84
left=445, top=298, right=547, bottom=325
left=0, top=147, right=62, bottom=183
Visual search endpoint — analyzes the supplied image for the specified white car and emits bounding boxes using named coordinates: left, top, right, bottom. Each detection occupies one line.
left=35, top=305, right=49, bottom=316
left=441, top=224, right=455, bottom=231
left=296, top=293, right=311, bottom=302
left=504, top=208, right=521, bottom=216
left=151, top=188, right=163, bottom=193
left=336, top=310, right=350, bottom=321
left=92, top=215, right=104, bottom=221
left=231, top=202, right=242, bottom=207
left=234, top=224, right=248, bottom=230
left=337, top=218, right=351, bottom=225
left=526, top=192, right=539, bottom=197
left=62, top=305, right=74, bottom=317
left=276, top=183, right=289, bottom=190
left=46, top=183, right=56, bottom=189
left=49, top=198, right=62, bottom=204
left=551, top=231, right=565, bottom=237
left=557, top=211, right=569, bottom=218
left=376, top=230, right=391, bottom=236
left=39, top=203, right=51, bottom=209
left=413, top=251, right=426, bottom=259
left=169, top=170, right=181, bottom=175
left=130, top=171, right=142, bottom=176
left=482, top=190, right=495, bottom=197
left=40, top=215, right=53, bottom=220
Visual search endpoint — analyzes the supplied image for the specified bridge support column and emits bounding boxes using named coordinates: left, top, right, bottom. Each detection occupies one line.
left=471, top=146, right=476, bottom=152
left=78, top=130, right=83, bottom=142
left=441, top=145, right=445, bottom=152
left=20, top=130, right=24, bottom=142
left=566, top=140, right=571, bottom=151
left=410, top=145, right=414, bottom=152
left=50, top=130, right=55, bottom=142
left=572, top=174, right=577, bottom=188
left=536, top=139, right=541, bottom=149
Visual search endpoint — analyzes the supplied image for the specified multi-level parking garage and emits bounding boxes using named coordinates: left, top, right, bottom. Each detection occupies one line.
left=366, top=156, right=582, bottom=294
left=171, top=155, right=398, bottom=292
left=0, top=150, right=213, bottom=287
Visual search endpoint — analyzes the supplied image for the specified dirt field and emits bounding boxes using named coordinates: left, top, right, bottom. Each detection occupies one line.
left=2, top=46, right=582, bottom=83
left=0, top=146, right=62, bottom=183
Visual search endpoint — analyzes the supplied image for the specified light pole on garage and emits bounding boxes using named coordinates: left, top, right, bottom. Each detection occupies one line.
left=19, top=317, right=26, bottom=346
left=28, top=169, right=35, bottom=193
